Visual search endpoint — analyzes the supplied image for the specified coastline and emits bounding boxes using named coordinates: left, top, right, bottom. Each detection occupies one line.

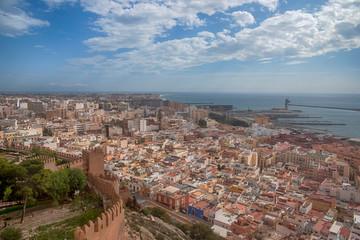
left=163, top=92, right=360, bottom=139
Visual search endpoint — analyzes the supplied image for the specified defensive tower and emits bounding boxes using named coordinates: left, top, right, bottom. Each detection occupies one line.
left=82, top=147, right=104, bottom=175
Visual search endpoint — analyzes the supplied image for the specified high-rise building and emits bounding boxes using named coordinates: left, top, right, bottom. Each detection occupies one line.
left=189, top=106, right=209, bottom=122
left=30, top=101, right=44, bottom=113
left=140, top=119, right=147, bottom=132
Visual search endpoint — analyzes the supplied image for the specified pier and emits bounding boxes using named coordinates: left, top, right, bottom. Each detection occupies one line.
left=289, top=103, right=360, bottom=112
left=278, top=120, right=346, bottom=126
left=198, top=104, right=233, bottom=111
left=271, top=114, right=322, bottom=119
left=184, top=102, right=214, bottom=104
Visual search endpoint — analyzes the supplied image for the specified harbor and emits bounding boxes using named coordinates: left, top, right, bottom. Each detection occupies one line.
left=211, top=98, right=349, bottom=129
left=277, top=120, right=346, bottom=126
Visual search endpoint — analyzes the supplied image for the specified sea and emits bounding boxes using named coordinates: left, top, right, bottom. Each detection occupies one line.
left=162, top=92, right=360, bottom=139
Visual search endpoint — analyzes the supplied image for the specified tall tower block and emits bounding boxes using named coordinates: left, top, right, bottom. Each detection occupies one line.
left=82, top=147, right=104, bottom=175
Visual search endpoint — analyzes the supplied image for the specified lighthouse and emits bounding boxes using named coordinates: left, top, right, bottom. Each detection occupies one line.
left=285, top=98, right=290, bottom=110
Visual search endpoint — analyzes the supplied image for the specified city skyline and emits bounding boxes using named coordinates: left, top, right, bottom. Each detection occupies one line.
left=1, top=0, right=360, bottom=93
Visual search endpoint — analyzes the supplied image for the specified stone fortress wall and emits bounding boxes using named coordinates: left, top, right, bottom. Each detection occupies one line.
left=8, top=142, right=127, bottom=240
left=74, top=173, right=126, bottom=240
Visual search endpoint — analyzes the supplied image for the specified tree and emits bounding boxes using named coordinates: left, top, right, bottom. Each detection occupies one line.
left=48, top=168, right=87, bottom=202
left=43, top=127, right=53, bottom=136
left=0, top=158, right=26, bottom=201
left=48, top=169, right=70, bottom=202
left=132, top=195, right=137, bottom=208
left=0, top=158, right=42, bottom=224
left=176, top=223, right=191, bottom=235
left=141, top=208, right=151, bottom=216
left=29, top=169, right=51, bottom=200
left=3, top=185, right=14, bottom=201
left=66, top=168, right=87, bottom=198
left=70, top=193, right=102, bottom=212
left=20, top=158, right=44, bottom=176
left=231, top=119, right=250, bottom=127
left=17, top=159, right=46, bottom=223
left=198, top=119, right=207, bottom=128
left=190, top=223, right=215, bottom=240
left=17, top=186, right=34, bottom=223
left=147, top=207, right=170, bottom=221
left=0, top=227, right=23, bottom=240
left=30, top=147, right=58, bottom=160
left=0, top=157, right=49, bottom=223
left=0, top=159, right=44, bottom=223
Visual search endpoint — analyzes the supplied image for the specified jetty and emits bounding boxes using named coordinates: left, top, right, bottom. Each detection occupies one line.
left=288, top=103, right=360, bottom=112
left=278, top=120, right=346, bottom=126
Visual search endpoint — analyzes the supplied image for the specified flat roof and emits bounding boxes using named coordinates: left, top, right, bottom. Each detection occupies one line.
left=163, top=186, right=179, bottom=193
left=329, top=221, right=342, bottom=234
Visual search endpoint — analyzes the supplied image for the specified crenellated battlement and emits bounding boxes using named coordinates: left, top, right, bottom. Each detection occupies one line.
left=82, top=147, right=104, bottom=155
left=8, top=142, right=126, bottom=239
left=87, top=173, right=120, bottom=204
left=9, top=142, right=96, bottom=173
left=10, top=142, right=81, bottom=161
left=74, top=201, right=124, bottom=240
left=55, top=151, right=82, bottom=161
left=74, top=173, right=126, bottom=240
left=82, top=147, right=104, bottom=175
left=102, top=173, right=120, bottom=184
left=56, top=158, right=86, bottom=170
left=29, top=155, right=56, bottom=163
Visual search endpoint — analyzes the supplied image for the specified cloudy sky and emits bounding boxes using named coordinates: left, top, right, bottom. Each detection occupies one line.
left=1, top=0, right=360, bottom=93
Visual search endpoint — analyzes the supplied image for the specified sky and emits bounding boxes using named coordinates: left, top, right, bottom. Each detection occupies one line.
left=0, top=0, right=360, bottom=93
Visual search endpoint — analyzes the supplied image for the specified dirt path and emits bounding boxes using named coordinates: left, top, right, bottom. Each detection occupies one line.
left=2, top=203, right=81, bottom=239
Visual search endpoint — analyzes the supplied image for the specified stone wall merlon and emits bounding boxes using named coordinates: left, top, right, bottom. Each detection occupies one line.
left=74, top=197, right=124, bottom=240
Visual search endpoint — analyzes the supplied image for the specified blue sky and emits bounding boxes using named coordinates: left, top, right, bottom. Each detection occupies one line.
left=0, top=0, right=360, bottom=93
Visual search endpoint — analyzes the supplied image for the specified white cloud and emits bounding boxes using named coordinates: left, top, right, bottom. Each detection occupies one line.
left=258, top=58, right=272, bottom=61
left=286, top=61, right=307, bottom=65
left=80, top=0, right=279, bottom=51
left=198, top=31, right=215, bottom=39
left=0, top=0, right=49, bottom=37
left=255, top=0, right=279, bottom=11
left=42, top=0, right=76, bottom=7
left=66, top=0, right=360, bottom=75
left=232, top=11, right=255, bottom=27
left=61, top=83, right=87, bottom=87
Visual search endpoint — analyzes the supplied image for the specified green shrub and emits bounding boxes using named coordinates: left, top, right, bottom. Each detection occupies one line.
left=141, top=208, right=151, bottom=216
left=0, top=227, right=23, bottom=240
left=155, top=233, right=165, bottom=240
left=30, top=208, right=102, bottom=240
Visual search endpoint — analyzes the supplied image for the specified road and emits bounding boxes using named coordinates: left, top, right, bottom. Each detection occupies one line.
left=135, top=194, right=212, bottom=226
left=143, top=200, right=195, bottom=225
